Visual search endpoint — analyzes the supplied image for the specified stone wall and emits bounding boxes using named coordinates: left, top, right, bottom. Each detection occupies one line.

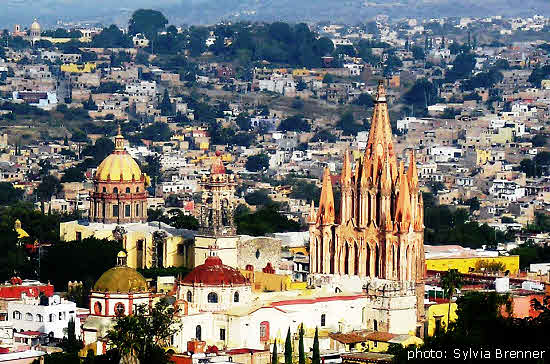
left=237, top=236, right=282, bottom=273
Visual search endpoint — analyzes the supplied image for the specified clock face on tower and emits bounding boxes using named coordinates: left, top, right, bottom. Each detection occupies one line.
left=94, top=301, right=102, bottom=315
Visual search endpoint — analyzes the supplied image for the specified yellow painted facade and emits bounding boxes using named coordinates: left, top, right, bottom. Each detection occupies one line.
left=426, top=255, right=520, bottom=275
left=366, top=335, right=423, bottom=353
left=289, top=247, right=308, bottom=255
left=61, top=62, right=97, bottom=73
left=41, top=36, right=91, bottom=44
left=426, top=303, right=457, bottom=337
left=476, top=149, right=492, bottom=165
left=240, top=270, right=292, bottom=292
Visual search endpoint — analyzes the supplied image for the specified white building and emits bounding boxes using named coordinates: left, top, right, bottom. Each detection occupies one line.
left=428, top=146, right=463, bottom=162
left=125, top=81, right=156, bottom=97
left=8, top=295, right=80, bottom=340
left=489, top=180, right=526, bottom=201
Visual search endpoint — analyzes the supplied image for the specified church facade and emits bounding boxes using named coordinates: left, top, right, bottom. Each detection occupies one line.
left=308, top=81, right=426, bottom=328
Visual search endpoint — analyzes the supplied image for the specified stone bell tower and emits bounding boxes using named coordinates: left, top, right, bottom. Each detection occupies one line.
left=192, top=152, right=239, bottom=268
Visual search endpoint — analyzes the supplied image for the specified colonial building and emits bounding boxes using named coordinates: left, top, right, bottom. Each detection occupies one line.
left=308, top=81, right=426, bottom=327
left=82, top=251, right=153, bottom=355
left=89, top=126, right=148, bottom=224
left=192, top=154, right=239, bottom=267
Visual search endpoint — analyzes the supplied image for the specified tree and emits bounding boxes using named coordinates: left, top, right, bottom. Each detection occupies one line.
left=532, top=134, right=548, bottom=147
left=83, top=94, right=97, bottom=111
left=411, top=45, right=425, bottom=60
left=36, top=175, right=62, bottom=202
left=60, top=167, right=85, bottom=183
left=245, top=154, right=270, bottom=172
left=129, top=9, right=168, bottom=39
left=245, top=190, right=273, bottom=206
left=141, top=122, right=172, bottom=141
left=0, top=182, right=23, bottom=206
left=60, top=317, right=82, bottom=354
left=107, top=298, right=176, bottom=364
left=298, top=324, right=305, bottom=364
left=278, top=115, right=310, bottom=132
left=92, top=25, right=132, bottom=48
left=441, top=269, right=463, bottom=331
left=353, top=93, right=374, bottom=108
left=285, top=327, right=292, bottom=364
left=312, top=327, right=320, bottom=364
left=271, top=341, right=278, bottom=364
left=236, top=113, right=251, bottom=131
left=160, top=89, right=172, bottom=116
left=322, top=73, right=334, bottom=84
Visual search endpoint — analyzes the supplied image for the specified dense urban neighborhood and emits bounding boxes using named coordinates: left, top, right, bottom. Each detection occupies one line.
left=0, top=8, right=549, bottom=364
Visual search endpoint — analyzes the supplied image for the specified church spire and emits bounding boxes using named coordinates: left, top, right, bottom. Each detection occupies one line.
left=407, top=150, right=419, bottom=192
left=317, top=167, right=335, bottom=225
left=395, top=161, right=412, bottom=232
left=308, top=200, right=316, bottom=224
left=340, top=149, right=352, bottom=186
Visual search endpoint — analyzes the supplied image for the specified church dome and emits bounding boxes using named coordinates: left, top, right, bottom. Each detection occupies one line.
left=95, top=152, right=143, bottom=182
left=182, top=256, right=248, bottom=286
left=94, top=129, right=143, bottom=182
left=30, top=19, right=41, bottom=31
left=93, top=266, right=148, bottom=293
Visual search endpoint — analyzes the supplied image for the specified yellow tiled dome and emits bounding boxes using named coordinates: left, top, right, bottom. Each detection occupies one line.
left=93, top=266, right=148, bottom=293
left=95, top=152, right=143, bottom=182
left=94, top=129, right=143, bottom=182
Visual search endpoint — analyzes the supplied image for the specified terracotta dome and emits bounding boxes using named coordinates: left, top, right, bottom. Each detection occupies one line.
left=182, top=256, right=248, bottom=286
left=93, top=266, right=148, bottom=293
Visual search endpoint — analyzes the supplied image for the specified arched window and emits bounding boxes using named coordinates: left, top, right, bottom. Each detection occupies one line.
left=136, top=187, right=140, bottom=193
left=13, top=311, right=21, bottom=320
left=25, top=313, right=33, bottom=321
left=321, top=314, right=326, bottom=327
left=196, top=325, right=202, bottom=341
left=373, top=319, right=378, bottom=331
left=113, top=187, right=118, bottom=194
left=234, top=291, right=239, bottom=302
left=115, top=303, right=125, bottom=316
left=125, top=187, right=131, bottom=193
left=36, top=314, right=43, bottom=322
left=102, top=187, right=106, bottom=193
left=59, top=312, right=66, bottom=320
left=94, top=302, right=102, bottom=315
left=187, top=291, right=193, bottom=302
left=260, top=321, right=270, bottom=342
left=207, top=292, right=218, bottom=303
left=49, top=314, right=55, bottom=322
left=136, top=204, right=140, bottom=217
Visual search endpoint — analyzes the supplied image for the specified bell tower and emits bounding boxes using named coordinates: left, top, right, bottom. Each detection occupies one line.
left=192, top=152, right=239, bottom=268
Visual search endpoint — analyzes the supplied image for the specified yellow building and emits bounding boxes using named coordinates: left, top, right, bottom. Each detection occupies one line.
left=476, top=149, right=492, bottom=165
left=425, top=245, right=520, bottom=275
left=241, top=270, right=292, bottom=292
left=61, top=62, right=97, bottom=73
left=425, top=303, right=457, bottom=337
left=426, top=255, right=519, bottom=275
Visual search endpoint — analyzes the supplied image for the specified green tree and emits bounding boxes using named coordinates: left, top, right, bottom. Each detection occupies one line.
left=278, top=115, right=310, bottom=132
left=129, top=9, right=168, bottom=39
left=245, top=154, right=270, bottom=172
left=298, top=324, right=305, bottom=364
left=0, top=182, right=24, bottom=205
left=245, top=190, right=273, bottom=206
left=285, top=327, right=292, bottom=364
left=272, top=340, right=278, bottom=364
left=36, top=175, right=62, bottom=202
left=60, top=167, right=85, bottom=183
left=236, top=113, right=252, bottom=131
left=107, top=298, right=176, bottom=364
left=92, top=25, right=132, bottom=48
left=312, top=327, right=320, bottom=364
left=160, top=89, right=172, bottom=116
left=441, top=269, right=463, bottom=331
left=83, top=94, right=97, bottom=111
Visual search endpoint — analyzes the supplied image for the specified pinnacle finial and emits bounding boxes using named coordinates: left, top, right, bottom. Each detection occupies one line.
left=376, top=80, right=386, bottom=102
left=117, top=123, right=122, bottom=136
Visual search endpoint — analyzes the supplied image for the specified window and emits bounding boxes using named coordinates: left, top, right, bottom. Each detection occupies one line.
left=234, top=292, right=239, bottom=303
left=187, top=291, right=192, bottom=303
left=321, top=314, right=326, bottom=327
left=113, top=205, right=119, bottom=217
left=255, top=249, right=260, bottom=259
left=76, top=232, right=82, bottom=241
left=137, top=240, right=144, bottom=251
left=113, top=187, right=118, bottom=194
left=125, top=187, right=131, bottom=193
left=207, top=292, right=218, bottom=303
left=260, top=321, right=270, bottom=342
left=25, top=313, right=33, bottom=321
left=49, top=314, right=55, bottom=322
left=177, top=244, right=184, bottom=256
left=220, top=328, right=226, bottom=341
left=13, top=311, right=21, bottom=320
left=136, top=204, right=140, bottom=216
left=373, top=341, right=378, bottom=348
left=94, top=302, right=102, bottom=315
left=196, top=325, right=202, bottom=341
left=36, top=314, right=43, bottom=322
left=59, top=312, right=66, bottom=320
left=125, top=204, right=131, bottom=217
left=136, top=187, right=140, bottom=193
left=115, top=303, right=125, bottom=316
left=373, top=319, right=378, bottom=331
left=102, top=187, right=106, bottom=193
